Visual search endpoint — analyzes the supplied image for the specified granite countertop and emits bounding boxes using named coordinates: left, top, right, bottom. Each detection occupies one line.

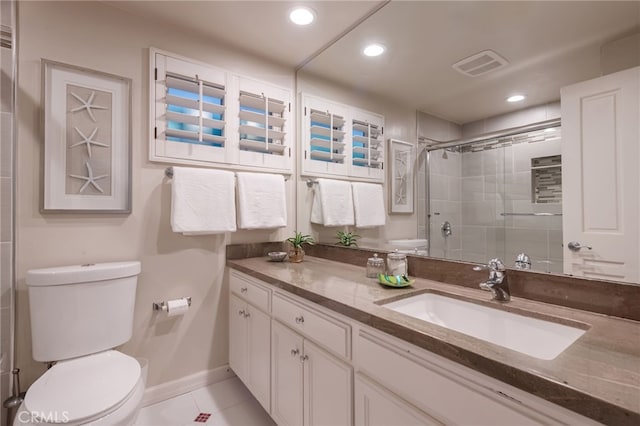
left=228, top=256, right=640, bottom=425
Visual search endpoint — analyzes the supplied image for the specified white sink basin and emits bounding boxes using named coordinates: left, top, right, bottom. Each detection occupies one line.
left=382, top=293, right=586, bottom=360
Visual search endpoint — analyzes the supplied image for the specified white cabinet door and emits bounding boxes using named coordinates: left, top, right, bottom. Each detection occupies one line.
left=247, top=305, right=271, bottom=413
left=229, top=293, right=248, bottom=383
left=355, top=373, right=442, bottom=426
left=303, top=339, right=352, bottom=426
left=561, top=66, right=640, bottom=282
left=271, top=320, right=304, bottom=426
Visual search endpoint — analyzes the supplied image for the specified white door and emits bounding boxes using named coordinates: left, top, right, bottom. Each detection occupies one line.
left=271, top=320, right=304, bottom=426
left=246, top=304, right=271, bottom=413
left=228, top=294, right=247, bottom=382
left=354, top=373, right=442, bottom=426
left=303, top=339, right=353, bottom=426
left=561, top=66, right=640, bottom=282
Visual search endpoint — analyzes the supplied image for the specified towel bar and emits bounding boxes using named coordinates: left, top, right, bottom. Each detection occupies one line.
left=165, top=166, right=290, bottom=181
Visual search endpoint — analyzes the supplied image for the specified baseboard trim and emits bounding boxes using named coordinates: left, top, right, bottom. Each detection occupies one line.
left=142, top=364, right=236, bottom=406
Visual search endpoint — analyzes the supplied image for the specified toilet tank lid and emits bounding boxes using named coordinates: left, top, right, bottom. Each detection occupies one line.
left=26, top=261, right=141, bottom=287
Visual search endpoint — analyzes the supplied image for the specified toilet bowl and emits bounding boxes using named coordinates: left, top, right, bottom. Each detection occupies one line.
left=15, top=351, right=144, bottom=426
left=16, top=262, right=144, bottom=426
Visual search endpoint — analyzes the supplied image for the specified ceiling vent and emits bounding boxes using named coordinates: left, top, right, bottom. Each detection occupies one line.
left=452, top=50, right=509, bottom=77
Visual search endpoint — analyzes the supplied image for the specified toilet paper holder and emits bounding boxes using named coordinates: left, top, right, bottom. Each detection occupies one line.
left=153, top=297, right=192, bottom=312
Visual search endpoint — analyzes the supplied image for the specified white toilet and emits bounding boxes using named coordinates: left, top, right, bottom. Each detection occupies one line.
left=15, top=261, right=145, bottom=426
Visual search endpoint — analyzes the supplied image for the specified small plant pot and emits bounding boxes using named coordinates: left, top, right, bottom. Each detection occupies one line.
left=289, top=248, right=305, bottom=263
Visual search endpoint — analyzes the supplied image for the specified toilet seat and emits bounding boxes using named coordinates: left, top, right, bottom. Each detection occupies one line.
left=24, top=350, right=141, bottom=424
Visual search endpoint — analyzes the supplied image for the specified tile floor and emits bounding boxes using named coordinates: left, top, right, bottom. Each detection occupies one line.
left=134, top=377, right=275, bottom=426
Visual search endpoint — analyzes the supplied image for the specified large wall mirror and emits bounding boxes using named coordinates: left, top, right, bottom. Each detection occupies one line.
left=296, top=1, right=640, bottom=284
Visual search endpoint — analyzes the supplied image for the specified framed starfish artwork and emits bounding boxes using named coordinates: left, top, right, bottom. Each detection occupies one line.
left=42, top=60, right=132, bottom=212
left=389, top=139, right=415, bottom=214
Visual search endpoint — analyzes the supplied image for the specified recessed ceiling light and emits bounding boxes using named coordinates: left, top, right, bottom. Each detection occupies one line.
left=506, top=94, right=526, bottom=103
left=289, top=7, right=315, bottom=26
left=363, top=43, right=385, bottom=57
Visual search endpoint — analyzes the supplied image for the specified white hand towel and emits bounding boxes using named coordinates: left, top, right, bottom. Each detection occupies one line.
left=236, top=172, right=287, bottom=229
left=352, top=182, right=386, bottom=228
left=311, top=178, right=355, bottom=226
left=171, top=167, right=237, bottom=234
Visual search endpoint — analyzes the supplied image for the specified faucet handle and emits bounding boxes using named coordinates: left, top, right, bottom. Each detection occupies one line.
left=488, top=258, right=506, bottom=272
left=515, top=253, right=531, bottom=270
left=473, top=258, right=505, bottom=272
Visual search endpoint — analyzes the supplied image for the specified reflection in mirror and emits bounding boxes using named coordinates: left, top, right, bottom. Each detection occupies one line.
left=296, top=1, right=640, bottom=284
left=422, top=120, right=563, bottom=274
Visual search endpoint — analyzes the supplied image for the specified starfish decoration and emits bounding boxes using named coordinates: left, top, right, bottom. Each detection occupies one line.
left=70, top=91, right=108, bottom=122
left=69, top=162, right=108, bottom=194
left=69, top=127, right=108, bottom=158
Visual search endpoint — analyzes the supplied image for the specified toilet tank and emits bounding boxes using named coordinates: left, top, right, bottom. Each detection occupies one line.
left=26, top=261, right=141, bottom=362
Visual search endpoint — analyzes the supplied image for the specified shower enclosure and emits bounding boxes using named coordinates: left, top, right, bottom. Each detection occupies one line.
left=422, top=122, right=563, bottom=274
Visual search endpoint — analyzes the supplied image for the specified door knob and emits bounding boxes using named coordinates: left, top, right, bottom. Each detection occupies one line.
left=567, top=241, right=592, bottom=252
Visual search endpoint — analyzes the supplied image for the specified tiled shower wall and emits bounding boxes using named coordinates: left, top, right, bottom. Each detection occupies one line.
left=0, top=0, right=14, bottom=419
left=455, top=135, right=563, bottom=273
left=416, top=111, right=462, bottom=245
left=420, top=104, right=564, bottom=273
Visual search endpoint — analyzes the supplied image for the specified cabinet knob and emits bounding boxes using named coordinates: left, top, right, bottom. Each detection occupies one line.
left=300, top=354, right=309, bottom=362
left=238, top=309, right=245, bottom=316
left=290, top=348, right=300, bottom=357
left=240, top=287, right=248, bottom=293
left=295, top=316, right=305, bottom=324
left=243, top=311, right=250, bottom=318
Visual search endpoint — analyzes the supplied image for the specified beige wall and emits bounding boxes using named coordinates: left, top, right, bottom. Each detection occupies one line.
left=16, top=1, right=296, bottom=388
left=296, top=71, right=418, bottom=247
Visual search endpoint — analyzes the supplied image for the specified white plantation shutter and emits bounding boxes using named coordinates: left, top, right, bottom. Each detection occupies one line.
left=164, top=74, right=226, bottom=146
left=236, top=77, right=292, bottom=170
left=350, top=109, right=385, bottom=180
left=152, top=51, right=228, bottom=164
left=301, top=94, right=350, bottom=176
left=150, top=49, right=292, bottom=172
left=351, top=120, right=383, bottom=168
left=301, top=93, right=384, bottom=181
left=309, top=109, right=347, bottom=163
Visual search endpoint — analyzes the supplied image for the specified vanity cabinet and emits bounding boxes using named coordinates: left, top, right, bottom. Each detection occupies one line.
left=354, top=326, right=601, bottom=426
left=355, top=372, right=442, bottom=426
left=228, top=271, right=271, bottom=412
left=271, top=320, right=353, bottom=426
left=227, top=267, right=602, bottom=426
left=271, top=293, right=353, bottom=426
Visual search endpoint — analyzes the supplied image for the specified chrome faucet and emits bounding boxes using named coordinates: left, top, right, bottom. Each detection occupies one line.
left=473, top=258, right=510, bottom=302
left=514, top=253, right=531, bottom=270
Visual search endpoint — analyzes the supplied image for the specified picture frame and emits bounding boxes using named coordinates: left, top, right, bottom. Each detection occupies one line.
left=42, top=60, right=132, bottom=213
left=388, top=139, right=414, bottom=214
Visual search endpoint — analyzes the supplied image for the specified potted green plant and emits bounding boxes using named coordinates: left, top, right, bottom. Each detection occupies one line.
left=286, top=232, right=315, bottom=263
left=336, top=230, right=360, bottom=247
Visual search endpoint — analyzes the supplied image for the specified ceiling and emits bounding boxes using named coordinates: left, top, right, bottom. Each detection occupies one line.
left=105, top=0, right=386, bottom=68
left=301, top=1, right=640, bottom=124
left=106, top=1, right=640, bottom=125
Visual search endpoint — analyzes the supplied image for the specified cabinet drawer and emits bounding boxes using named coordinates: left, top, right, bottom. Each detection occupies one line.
left=272, top=293, right=350, bottom=358
left=355, top=329, right=565, bottom=425
left=230, top=270, right=271, bottom=312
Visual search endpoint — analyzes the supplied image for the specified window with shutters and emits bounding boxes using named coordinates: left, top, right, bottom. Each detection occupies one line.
left=350, top=109, right=385, bottom=180
left=300, top=93, right=384, bottom=181
left=236, top=76, right=292, bottom=170
left=150, top=48, right=292, bottom=172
